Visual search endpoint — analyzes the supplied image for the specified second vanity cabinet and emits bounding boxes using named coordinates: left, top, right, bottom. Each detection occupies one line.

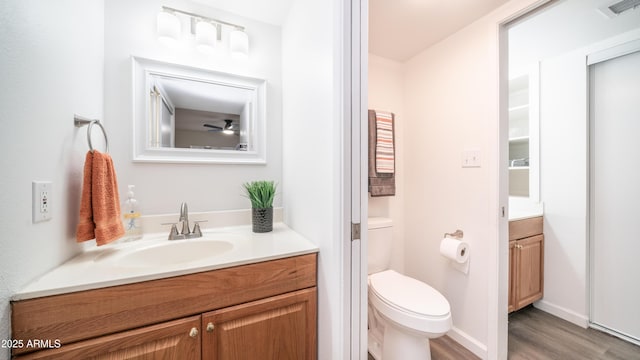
left=11, top=254, right=317, bottom=359
left=508, top=216, right=544, bottom=313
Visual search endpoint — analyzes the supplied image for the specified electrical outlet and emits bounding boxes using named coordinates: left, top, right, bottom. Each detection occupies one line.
left=32, top=181, right=52, bottom=223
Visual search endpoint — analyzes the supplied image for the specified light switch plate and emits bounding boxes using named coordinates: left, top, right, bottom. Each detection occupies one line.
left=32, top=181, right=52, bottom=223
left=462, top=149, right=481, bottom=168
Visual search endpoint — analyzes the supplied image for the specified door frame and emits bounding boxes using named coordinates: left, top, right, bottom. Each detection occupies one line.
left=345, top=0, right=369, bottom=358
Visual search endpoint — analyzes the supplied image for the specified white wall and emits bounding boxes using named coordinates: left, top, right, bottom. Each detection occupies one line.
left=282, top=0, right=347, bottom=358
left=0, top=1, right=104, bottom=359
left=537, top=50, right=589, bottom=325
left=367, top=54, right=405, bottom=273
left=104, top=0, right=283, bottom=215
left=402, top=21, right=495, bottom=355
left=399, top=1, right=546, bottom=358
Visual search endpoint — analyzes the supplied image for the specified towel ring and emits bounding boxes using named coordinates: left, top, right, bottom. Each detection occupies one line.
left=74, top=115, right=109, bottom=153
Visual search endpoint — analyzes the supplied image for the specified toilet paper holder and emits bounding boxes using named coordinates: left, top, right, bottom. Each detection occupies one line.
left=444, top=229, right=464, bottom=239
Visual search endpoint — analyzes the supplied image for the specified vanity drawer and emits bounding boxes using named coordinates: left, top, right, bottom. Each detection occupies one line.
left=509, top=216, right=543, bottom=241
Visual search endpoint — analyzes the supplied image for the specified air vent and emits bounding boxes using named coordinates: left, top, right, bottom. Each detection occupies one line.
left=599, top=0, right=640, bottom=18
left=609, top=0, right=640, bottom=14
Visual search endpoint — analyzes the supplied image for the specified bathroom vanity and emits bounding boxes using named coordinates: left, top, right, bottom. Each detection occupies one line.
left=11, top=224, right=318, bottom=359
left=508, top=216, right=544, bottom=313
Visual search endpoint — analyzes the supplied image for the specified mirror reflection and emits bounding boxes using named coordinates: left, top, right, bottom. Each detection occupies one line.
left=150, top=74, right=249, bottom=151
left=132, top=57, right=267, bottom=164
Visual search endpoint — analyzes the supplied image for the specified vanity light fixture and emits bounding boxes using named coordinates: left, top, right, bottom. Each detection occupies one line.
left=157, top=6, right=249, bottom=58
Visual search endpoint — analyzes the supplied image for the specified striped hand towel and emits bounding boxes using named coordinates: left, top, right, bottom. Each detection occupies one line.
left=375, top=111, right=395, bottom=174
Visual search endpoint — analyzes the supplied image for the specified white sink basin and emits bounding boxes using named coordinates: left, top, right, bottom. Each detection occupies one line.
left=109, top=240, right=234, bottom=267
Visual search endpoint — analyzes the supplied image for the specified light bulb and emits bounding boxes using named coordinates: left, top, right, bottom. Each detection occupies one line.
left=229, top=30, right=249, bottom=60
left=196, top=21, right=217, bottom=54
left=157, top=11, right=181, bottom=46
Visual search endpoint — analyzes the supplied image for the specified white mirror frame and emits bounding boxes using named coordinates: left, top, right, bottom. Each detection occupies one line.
left=132, top=56, right=267, bottom=164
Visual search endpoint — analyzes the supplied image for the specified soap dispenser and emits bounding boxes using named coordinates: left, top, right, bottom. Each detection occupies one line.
left=122, top=185, right=143, bottom=241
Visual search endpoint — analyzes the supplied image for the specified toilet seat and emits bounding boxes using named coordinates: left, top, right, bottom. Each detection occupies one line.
left=369, top=270, right=452, bottom=334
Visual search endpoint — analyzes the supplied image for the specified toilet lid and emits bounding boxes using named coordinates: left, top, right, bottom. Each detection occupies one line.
left=369, top=270, right=450, bottom=317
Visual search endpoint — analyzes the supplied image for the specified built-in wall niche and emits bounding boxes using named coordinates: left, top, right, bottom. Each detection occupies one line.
left=508, top=65, right=540, bottom=200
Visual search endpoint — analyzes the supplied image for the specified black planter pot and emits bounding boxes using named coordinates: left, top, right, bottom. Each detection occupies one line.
left=252, top=207, right=273, bottom=233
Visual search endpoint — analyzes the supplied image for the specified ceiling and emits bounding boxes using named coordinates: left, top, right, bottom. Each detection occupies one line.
left=192, top=0, right=511, bottom=62
left=190, top=0, right=294, bottom=25
left=369, top=0, right=511, bottom=61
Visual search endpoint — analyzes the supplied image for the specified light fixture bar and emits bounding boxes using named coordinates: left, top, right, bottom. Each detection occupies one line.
left=162, top=6, right=244, bottom=31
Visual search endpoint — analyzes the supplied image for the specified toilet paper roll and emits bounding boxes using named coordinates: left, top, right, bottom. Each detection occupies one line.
left=439, top=237, right=469, bottom=264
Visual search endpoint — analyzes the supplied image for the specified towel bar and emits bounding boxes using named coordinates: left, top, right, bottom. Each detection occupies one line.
left=74, top=115, right=109, bottom=153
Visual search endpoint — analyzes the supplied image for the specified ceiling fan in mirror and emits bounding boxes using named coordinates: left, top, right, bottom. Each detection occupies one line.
left=204, top=119, right=237, bottom=135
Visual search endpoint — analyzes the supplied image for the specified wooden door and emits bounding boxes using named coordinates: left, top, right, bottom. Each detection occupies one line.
left=202, top=288, right=317, bottom=360
left=16, top=316, right=201, bottom=360
left=515, top=234, right=544, bottom=310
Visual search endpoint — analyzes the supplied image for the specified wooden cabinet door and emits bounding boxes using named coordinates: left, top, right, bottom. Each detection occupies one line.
left=16, top=316, right=201, bottom=360
left=514, top=234, right=544, bottom=310
left=202, top=288, right=317, bottom=360
left=508, top=240, right=517, bottom=313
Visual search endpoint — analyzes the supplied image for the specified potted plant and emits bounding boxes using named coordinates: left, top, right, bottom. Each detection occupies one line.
left=243, top=180, right=277, bottom=233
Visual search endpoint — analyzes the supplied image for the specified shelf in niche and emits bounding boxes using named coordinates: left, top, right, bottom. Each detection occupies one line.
left=509, top=105, right=529, bottom=122
left=509, top=166, right=530, bottom=171
left=509, top=136, right=529, bottom=144
left=508, top=104, right=529, bottom=112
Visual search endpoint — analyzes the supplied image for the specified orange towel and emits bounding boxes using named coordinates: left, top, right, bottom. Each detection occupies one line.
left=76, top=150, right=125, bottom=246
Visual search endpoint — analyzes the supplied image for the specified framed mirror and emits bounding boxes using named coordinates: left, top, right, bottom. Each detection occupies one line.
left=132, top=57, right=267, bottom=164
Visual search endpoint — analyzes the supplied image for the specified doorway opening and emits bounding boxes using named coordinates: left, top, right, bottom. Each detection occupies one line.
left=502, top=0, right=640, bottom=355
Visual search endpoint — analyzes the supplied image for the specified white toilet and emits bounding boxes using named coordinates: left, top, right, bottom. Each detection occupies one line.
left=367, top=217, right=452, bottom=360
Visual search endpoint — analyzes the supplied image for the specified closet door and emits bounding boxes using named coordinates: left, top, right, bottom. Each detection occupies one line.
left=590, top=49, right=640, bottom=343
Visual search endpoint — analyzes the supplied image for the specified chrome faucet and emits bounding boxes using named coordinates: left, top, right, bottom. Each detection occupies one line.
left=179, top=202, right=190, bottom=236
left=166, top=202, right=204, bottom=240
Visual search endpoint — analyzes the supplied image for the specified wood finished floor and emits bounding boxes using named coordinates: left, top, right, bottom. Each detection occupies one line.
left=509, top=306, right=640, bottom=360
left=367, top=306, right=640, bottom=359
left=367, top=335, right=479, bottom=360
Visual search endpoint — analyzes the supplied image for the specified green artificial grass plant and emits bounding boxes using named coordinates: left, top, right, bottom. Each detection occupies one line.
left=243, top=181, right=277, bottom=209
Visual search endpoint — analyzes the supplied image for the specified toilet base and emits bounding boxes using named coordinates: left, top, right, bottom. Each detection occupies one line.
left=382, top=324, right=431, bottom=360
left=367, top=328, right=383, bottom=360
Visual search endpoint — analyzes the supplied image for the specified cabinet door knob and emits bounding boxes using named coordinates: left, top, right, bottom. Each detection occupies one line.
left=206, top=322, right=215, bottom=332
left=189, top=327, right=199, bottom=338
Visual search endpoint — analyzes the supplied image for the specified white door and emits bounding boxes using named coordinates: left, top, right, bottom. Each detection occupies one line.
left=590, top=49, right=640, bottom=343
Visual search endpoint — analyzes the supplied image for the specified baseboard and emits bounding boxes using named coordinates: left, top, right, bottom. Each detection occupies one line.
left=534, top=300, right=589, bottom=328
left=447, top=326, right=488, bottom=360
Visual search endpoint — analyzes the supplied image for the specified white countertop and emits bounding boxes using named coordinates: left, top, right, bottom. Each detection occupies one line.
left=13, top=223, right=318, bottom=301
left=508, top=197, right=544, bottom=221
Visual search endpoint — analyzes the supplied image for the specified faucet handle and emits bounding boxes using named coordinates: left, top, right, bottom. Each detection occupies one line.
left=192, top=220, right=208, bottom=237
left=162, top=222, right=181, bottom=240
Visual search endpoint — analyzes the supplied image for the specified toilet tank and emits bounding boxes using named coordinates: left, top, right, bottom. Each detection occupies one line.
left=367, top=217, right=393, bottom=275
